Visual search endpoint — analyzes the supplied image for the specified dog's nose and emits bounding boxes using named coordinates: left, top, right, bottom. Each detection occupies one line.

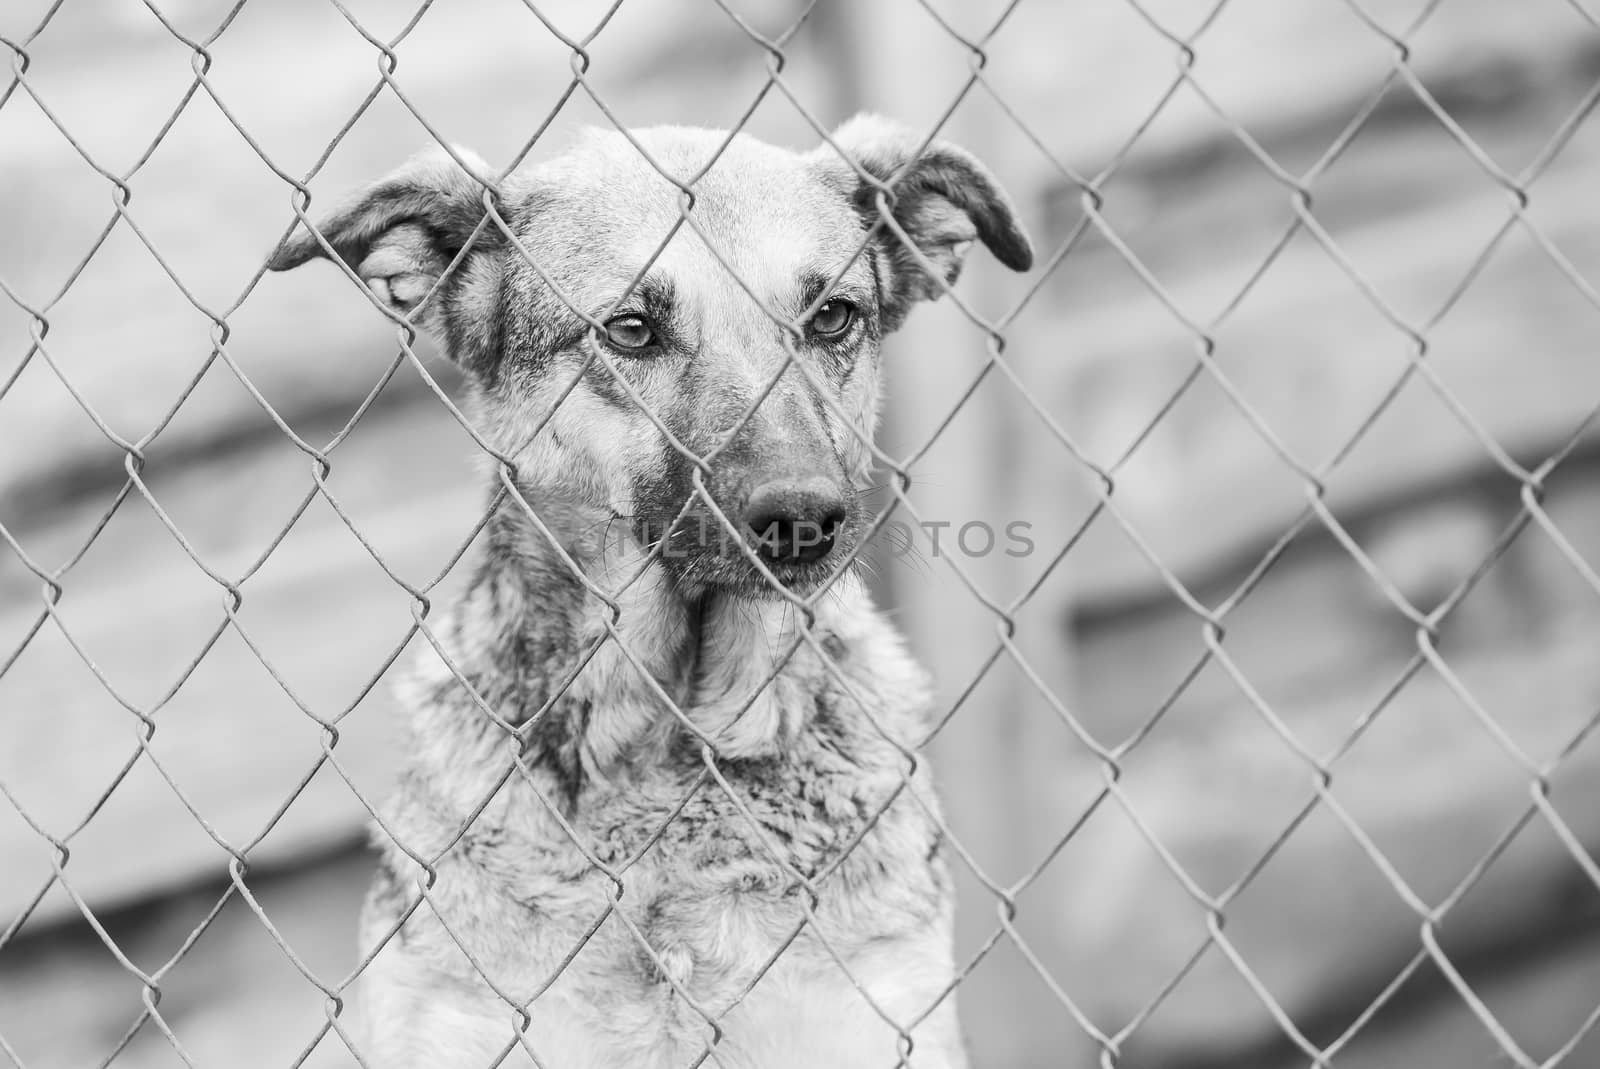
left=742, top=478, right=847, bottom=565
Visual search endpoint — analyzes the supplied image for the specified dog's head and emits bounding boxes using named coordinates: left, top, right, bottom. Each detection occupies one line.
left=268, top=115, right=1032, bottom=598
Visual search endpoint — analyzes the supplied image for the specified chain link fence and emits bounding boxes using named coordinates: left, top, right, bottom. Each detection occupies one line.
left=4, top=1, right=1600, bottom=1067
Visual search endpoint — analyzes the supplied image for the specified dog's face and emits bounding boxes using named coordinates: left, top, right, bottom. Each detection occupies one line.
left=269, top=116, right=1031, bottom=598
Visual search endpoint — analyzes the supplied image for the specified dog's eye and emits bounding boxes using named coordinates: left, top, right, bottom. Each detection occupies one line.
left=809, top=298, right=855, bottom=339
left=603, top=314, right=657, bottom=352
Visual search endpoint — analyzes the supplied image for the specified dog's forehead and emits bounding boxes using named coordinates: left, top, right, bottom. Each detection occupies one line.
left=514, top=127, right=870, bottom=300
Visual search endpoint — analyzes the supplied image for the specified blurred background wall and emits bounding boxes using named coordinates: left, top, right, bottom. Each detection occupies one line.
left=4, top=1, right=1600, bottom=1067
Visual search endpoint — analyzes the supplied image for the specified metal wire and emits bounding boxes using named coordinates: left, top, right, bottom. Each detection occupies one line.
left=3, top=1, right=1600, bottom=1067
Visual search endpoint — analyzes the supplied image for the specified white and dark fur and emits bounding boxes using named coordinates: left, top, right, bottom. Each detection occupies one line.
left=268, top=115, right=1032, bottom=1069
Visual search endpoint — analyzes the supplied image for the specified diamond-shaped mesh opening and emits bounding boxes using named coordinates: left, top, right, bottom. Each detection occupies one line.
left=6, top=0, right=1600, bottom=1066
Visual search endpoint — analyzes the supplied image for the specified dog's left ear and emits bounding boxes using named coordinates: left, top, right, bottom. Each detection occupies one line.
left=814, top=114, right=1034, bottom=330
left=267, top=145, right=499, bottom=327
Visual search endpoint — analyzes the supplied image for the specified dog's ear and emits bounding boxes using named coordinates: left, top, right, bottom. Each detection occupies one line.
left=815, top=114, right=1033, bottom=330
left=267, top=145, right=500, bottom=327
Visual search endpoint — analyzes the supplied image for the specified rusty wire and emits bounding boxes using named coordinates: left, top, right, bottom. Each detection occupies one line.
left=4, top=0, right=1600, bottom=1067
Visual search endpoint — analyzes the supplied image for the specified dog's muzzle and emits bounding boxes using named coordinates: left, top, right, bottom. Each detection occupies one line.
left=634, top=420, right=861, bottom=595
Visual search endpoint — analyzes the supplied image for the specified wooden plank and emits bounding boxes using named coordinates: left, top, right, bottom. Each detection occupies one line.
left=1038, top=607, right=1600, bottom=1064
left=1019, top=449, right=1600, bottom=1062
left=979, top=1, right=1600, bottom=175
left=0, top=399, right=482, bottom=928
left=0, top=847, right=376, bottom=1069
left=1014, top=100, right=1600, bottom=608
left=1260, top=926, right=1600, bottom=1069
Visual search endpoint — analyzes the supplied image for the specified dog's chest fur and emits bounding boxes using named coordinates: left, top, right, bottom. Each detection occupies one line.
left=360, top=588, right=958, bottom=1066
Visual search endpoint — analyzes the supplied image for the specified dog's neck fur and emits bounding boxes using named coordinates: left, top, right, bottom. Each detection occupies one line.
left=411, top=485, right=860, bottom=811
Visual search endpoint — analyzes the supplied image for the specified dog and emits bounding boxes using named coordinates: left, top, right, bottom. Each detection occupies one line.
left=267, top=114, right=1032, bottom=1069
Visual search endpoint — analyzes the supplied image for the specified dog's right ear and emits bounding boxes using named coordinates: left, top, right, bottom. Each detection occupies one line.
left=814, top=114, right=1033, bottom=332
left=267, top=146, right=499, bottom=326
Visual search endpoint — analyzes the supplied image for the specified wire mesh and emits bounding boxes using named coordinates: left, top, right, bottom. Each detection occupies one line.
left=3, top=1, right=1600, bottom=1067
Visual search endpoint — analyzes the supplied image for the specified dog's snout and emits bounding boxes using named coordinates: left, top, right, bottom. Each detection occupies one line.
left=743, top=478, right=847, bottom=565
